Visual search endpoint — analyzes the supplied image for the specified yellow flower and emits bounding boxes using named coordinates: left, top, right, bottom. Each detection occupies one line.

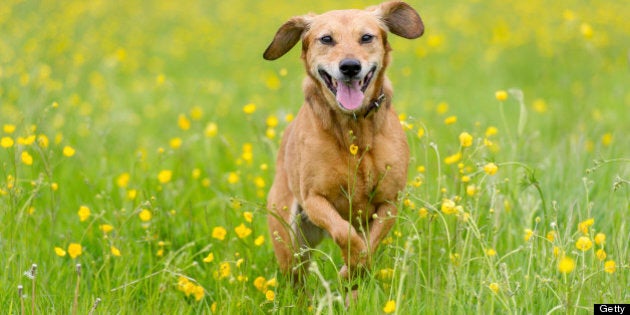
left=218, top=262, right=231, bottom=279
left=139, top=209, right=152, bottom=222
left=265, top=290, right=275, bottom=301
left=441, top=199, right=457, bottom=215
left=243, top=212, right=253, bottom=223
left=77, top=205, right=91, bottom=222
left=254, top=235, right=265, bottom=246
left=495, top=90, right=508, bottom=101
left=596, top=249, right=607, bottom=261
left=212, top=226, right=227, bottom=240
left=234, top=223, right=252, bottom=239
left=488, top=282, right=500, bottom=294
left=254, top=276, right=266, bottom=292
left=378, top=268, right=395, bottom=281
left=485, top=248, right=497, bottom=257
left=436, top=102, right=449, bottom=114
left=580, top=23, right=593, bottom=39
left=418, top=207, right=429, bottom=218
left=575, top=236, right=593, bottom=251
left=266, top=115, right=279, bottom=128
left=111, top=246, right=121, bottom=256
left=3, top=124, right=16, bottom=134
left=383, top=300, right=396, bottom=314
left=604, top=260, right=616, bottom=274
left=68, top=243, right=82, bottom=259
left=444, top=115, right=457, bottom=125
left=254, top=177, right=265, bottom=188
left=203, top=252, right=215, bottom=263
left=243, top=103, right=256, bottom=115
left=1, top=136, right=14, bottom=148
left=594, top=233, right=606, bottom=245
left=552, top=246, right=561, bottom=257
left=158, top=170, right=172, bottom=184
left=227, top=172, right=239, bottom=184
left=524, top=229, right=534, bottom=242
left=169, top=137, right=182, bottom=149
left=62, top=145, right=76, bottom=157
left=546, top=231, right=556, bottom=242
left=192, top=285, right=204, bottom=301
left=116, top=173, right=130, bottom=188
left=444, top=152, right=461, bottom=165
left=459, top=132, right=473, bottom=147
left=177, top=114, right=191, bottom=131
left=483, top=162, right=498, bottom=175
left=190, top=106, right=204, bottom=120
left=466, top=185, right=476, bottom=196
left=21, top=151, right=33, bottom=165
left=349, top=144, right=358, bottom=155
left=54, top=247, right=67, bottom=257
left=99, top=224, right=114, bottom=233
left=485, top=126, right=498, bottom=137
left=204, top=122, right=218, bottom=138
left=558, top=256, right=575, bottom=274
left=578, top=218, right=594, bottom=234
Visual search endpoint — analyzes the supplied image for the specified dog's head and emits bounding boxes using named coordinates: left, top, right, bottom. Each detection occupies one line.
left=263, top=1, right=424, bottom=114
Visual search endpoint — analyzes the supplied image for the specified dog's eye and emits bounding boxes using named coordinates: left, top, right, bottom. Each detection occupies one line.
left=360, top=34, right=374, bottom=44
left=320, top=36, right=334, bottom=45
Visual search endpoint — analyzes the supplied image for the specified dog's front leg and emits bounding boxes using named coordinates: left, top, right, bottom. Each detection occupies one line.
left=366, top=202, right=398, bottom=253
left=302, top=195, right=368, bottom=275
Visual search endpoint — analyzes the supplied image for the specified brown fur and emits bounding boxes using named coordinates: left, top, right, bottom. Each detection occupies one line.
left=264, top=1, right=424, bottom=279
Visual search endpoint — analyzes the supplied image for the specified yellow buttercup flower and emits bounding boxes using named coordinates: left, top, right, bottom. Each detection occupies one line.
left=212, top=226, right=227, bottom=241
left=596, top=249, right=607, bottom=261
left=63, top=145, right=76, bottom=157
left=205, top=122, right=218, bottom=138
left=254, top=235, right=265, bottom=246
left=234, top=223, right=252, bottom=239
left=265, top=290, right=275, bottom=301
left=54, top=247, right=67, bottom=257
left=203, top=252, right=215, bottom=263
left=483, top=162, right=498, bottom=175
left=524, top=229, right=534, bottom=242
left=441, top=199, right=457, bottom=215
left=111, top=246, right=121, bottom=256
left=594, top=232, right=606, bottom=245
left=444, top=115, right=457, bottom=125
left=578, top=218, right=594, bottom=234
left=349, top=144, right=358, bottom=155
left=177, top=114, right=191, bottom=131
left=99, top=224, right=114, bottom=233
left=575, top=236, right=593, bottom=251
left=495, top=90, right=508, bottom=101
left=243, top=103, right=256, bottom=114
left=604, top=260, right=616, bottom=274
left=0, top=136, right=14, bottom=148
left=77, top=205, right=91, bottom=222
left=139, top=209, right=152, bottom=222
left=116, top=173, right=130, bottom=188
left=444, top=152, right=461, bottom=165
left=158, top=170, right=172, bottom=184
left=21, top=151, right=33, bottom=165
left=558, top=256, right=575, bottom=274
left=383, top=300, right=396, bottom=314
left=68, top=243, right=82, bottom=259
left=488, top=282, right=499, bottom=294
left=459, top=132, right=473, bottom=147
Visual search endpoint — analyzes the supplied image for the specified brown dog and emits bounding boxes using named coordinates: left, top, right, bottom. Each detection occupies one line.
left=264, top=1, right=423, bottom=280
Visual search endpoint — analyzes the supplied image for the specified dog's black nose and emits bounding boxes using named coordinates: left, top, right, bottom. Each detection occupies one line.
left=339, top=58, right=361, bottom=77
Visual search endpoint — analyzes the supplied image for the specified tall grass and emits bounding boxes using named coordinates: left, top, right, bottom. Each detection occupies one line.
left=1, top=0, right=628, bottom=313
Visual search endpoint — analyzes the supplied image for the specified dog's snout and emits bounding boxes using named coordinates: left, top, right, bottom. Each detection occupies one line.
left=339, top=58, right=362, bottom=77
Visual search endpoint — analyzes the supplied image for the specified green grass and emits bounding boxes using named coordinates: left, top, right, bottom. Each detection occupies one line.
left=1, top=0, right=629, bottom=313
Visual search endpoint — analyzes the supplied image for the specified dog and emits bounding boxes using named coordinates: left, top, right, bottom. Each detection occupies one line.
left=264, top=1, right=423, bottom=280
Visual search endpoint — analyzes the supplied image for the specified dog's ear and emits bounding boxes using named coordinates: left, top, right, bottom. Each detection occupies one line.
left=263, top=15, right=312, bottom=60
left=373, top=1, right=424, bottom=39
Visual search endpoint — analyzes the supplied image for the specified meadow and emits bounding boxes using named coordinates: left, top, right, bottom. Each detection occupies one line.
left=1, top=0, right=629, bottom=313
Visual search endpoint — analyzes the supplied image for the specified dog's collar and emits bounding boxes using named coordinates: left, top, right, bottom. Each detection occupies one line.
left=352, top=91, right=386, bottom=120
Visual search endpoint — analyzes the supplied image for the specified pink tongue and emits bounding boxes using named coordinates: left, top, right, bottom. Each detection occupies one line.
left=336, top=81, right=364, bottom=110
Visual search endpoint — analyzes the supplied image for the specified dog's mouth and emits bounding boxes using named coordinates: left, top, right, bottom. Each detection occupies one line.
left=318, top=66, right=376, bottom=111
